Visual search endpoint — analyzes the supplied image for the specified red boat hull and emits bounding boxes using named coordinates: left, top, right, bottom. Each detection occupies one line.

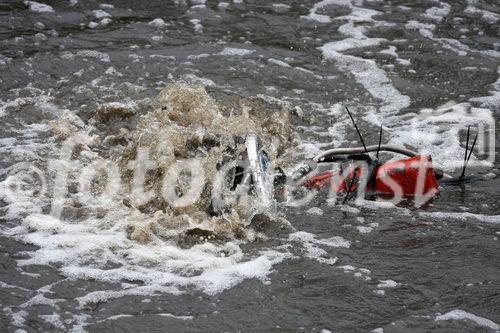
left=301, top=156, right=440, bottom=198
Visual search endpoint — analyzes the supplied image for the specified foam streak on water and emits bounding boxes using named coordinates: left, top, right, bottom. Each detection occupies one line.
left=0, top=0, right=499, bottom=332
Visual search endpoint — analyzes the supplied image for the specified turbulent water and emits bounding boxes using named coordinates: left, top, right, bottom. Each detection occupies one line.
left=1, top=0, right=500, bottom=332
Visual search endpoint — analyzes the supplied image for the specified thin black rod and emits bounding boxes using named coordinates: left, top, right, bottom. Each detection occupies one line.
left=376, top=124, right=383, bottom=159
left=343, top=169, right=358, bottom=204
left=459, top=128, right=478, bottom=179
left=345, top=106, right=368, bottom=155
left=460, top=126, right=470, bottom=177
left=467, top=133, right=478, bottom=162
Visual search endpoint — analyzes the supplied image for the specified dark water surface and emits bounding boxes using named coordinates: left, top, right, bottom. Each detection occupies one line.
left=1, top=0, right=500, bottom=332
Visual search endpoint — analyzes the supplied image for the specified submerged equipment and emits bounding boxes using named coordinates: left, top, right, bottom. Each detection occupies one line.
left=293, top=107, right=480, bottom=202
left=217, top=107, right=480, bottom=210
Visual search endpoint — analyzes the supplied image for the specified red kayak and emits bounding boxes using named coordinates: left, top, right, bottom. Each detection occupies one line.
left=288, top=107, right=477, bottom=203
left=301, top=155, right=440, bottom=198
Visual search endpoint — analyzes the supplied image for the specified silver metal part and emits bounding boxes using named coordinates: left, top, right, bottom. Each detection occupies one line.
left=246, top=133, right=273, bottom=209
left=313, top=144, right=419, bottom=163
left=291, top=160, right=317, bottom=181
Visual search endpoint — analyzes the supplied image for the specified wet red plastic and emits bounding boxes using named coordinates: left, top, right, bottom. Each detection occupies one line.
left=301, top=156, right=440, bottom=198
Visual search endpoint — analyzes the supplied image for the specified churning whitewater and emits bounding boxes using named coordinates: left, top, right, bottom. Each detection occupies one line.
left=0, top=0, right=499, bottom=332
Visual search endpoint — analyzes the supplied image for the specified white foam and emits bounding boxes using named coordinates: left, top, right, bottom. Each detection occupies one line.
left=380, top=46, right=398, bottom=57
left=39, top=313, right=65, bottom=330
left=148, top=18, right=167, bottom=27
left=0, top=281, right=30, bottom=291
left=316, top=1, right=411, bottom=118
left=465, top=1, right=500, bottom=24
left=23, top=1, right=54, bottom=13
left=470, top=66, right=500, bottom=109
left=356, top=226, right=372, bottom=234
left=321, top=37, right=385, bottom=53
left=320, top=50, right=410, bottom=115
left=405, top=20, right=500, bottom=58
left=334, top=204, right=360, bottom=215
left=385, top=101, right=494, bottom=171
left=75, top=285, right=181, bottom=308
left=187, top=53, right=210, bottom=60
left=354, top=199, right=410, bottom=215
left=192, top=248, right=290, bottom=294
left=306, top=207, right=324, bottom=216
left=21, top=294, right=64, bottom=308
left=268, top=58, right=291, bottom=67
left=218, top=47, right=255, bottom=56
left=104, top=66, right=123, bottom=77
left=377, top=279, right=400, bottom=288
left=396, top=58, right=410, bottom=66
left=301, top=0, right=350, bottom=23
left=150, top=54, right=176, bottom=61
left=0, top=102, right=301, bottom=307
left=103, top=314, right=132, bottom=321
left=24, top=214, right=65, bottom=232
left=423, top=2, right=451, bottom=22
left=359, top=268, right=371, bottom=275
left=190, top=19, right=203, bottom=33
left=157, top=313, right=194, bottom=320
left=0, top=54, right=12, bottom=67
left=8, top=211, right=292, bottom=303
left=76, top=50, right=111, bottom=62
left=419, top=212, right=500, bottom=224
left=4, top=308, right=28, bottom=327
left=337, top=265, right=371, bottom=281
left=379, top=45, right=411, bottom=67
left=93, top=9, right=111, bottom=19
left=272, top=3, right=290, bottom=13
left=405, top=20, right=435, bottom=39
left=99, top=4, right=114, bottom=9
left=101, top=18, right=111, bottom=26
left=190, top=4, right=207, bottom=10
left=435, top=310, right=500, bottom=331
left=338, top=264, right=355, bottom=271
left=337, top=6, right=380, bottom=25
left=182, top=74, right=216, bottom=87
left=289, top=231, right=350, bottom=265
